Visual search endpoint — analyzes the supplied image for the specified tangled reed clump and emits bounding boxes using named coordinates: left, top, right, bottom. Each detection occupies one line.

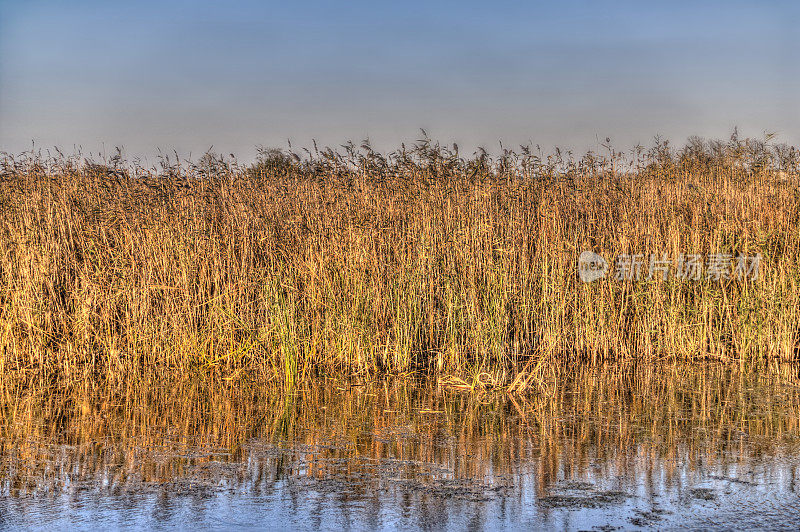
left=1, top=132, right=799, bottom=389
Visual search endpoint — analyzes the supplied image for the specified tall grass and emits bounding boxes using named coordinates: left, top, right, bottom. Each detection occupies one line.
left=1, top=132, right=799, bottom=389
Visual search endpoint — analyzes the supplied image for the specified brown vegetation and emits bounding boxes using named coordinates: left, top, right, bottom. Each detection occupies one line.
left=1, top=132, right=799, bottom=390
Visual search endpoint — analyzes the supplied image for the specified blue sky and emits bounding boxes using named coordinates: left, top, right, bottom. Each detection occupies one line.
left=1, top=0, right=798, bottom=161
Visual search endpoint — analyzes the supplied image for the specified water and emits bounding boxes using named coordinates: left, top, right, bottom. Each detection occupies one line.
left=2, top=364, right=800, bottom=530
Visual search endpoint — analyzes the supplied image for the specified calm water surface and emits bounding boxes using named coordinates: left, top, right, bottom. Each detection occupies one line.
left=2, top=364, right=800, bottom=530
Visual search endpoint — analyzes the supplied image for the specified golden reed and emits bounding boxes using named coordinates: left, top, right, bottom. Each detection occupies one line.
left=1, top=133, right=798, bottom=390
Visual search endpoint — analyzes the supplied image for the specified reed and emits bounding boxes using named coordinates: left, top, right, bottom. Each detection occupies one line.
left=1, top=132, right=798, bottom=389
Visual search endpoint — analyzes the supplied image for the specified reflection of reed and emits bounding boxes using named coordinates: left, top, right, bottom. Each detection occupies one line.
left=2, top=364, right=799, bottom=502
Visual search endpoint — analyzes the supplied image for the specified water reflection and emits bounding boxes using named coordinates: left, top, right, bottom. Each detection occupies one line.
left=2, top=363, right=800, bottom=530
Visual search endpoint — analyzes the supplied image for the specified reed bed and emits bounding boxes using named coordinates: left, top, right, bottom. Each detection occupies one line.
left=1, top=133, right=799, bottom=389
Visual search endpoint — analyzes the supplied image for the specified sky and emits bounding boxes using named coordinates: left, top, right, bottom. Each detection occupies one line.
left=1, top=0, right=798, bottom=162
